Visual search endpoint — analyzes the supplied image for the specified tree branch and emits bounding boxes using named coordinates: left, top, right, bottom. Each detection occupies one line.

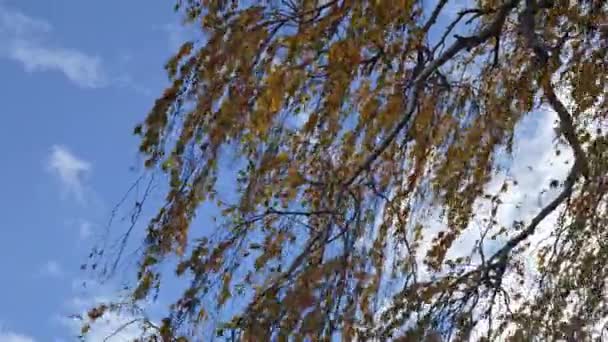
left=519, top=0, right=589, bottom=177
left=430, top=8, right=487, bottom=57
left=542, top=81, right=590, bottom=177
left=344, top=0, right=518, bottom=187
left=266, top=208, right=337, bottom=216
left=103, top=319, right=141, bottom=342
left=421, top=0, right=449, bottom=35
left=488, top=160, right=580, bottom=264
left=479, top=0, right=591, bottom=270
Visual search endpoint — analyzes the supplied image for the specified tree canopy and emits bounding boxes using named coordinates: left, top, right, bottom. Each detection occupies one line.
left=85, top=0, right=608, bottom=340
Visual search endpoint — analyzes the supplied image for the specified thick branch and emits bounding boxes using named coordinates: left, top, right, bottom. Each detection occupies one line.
left=542, top=81, right=590, bottom=177
left=480, top=0, right=589, bottom=262
left=417, top=0, right=516, bottom=82
left=473, top=1, right=592, bottom=273
left=489, top=160, right=580, bottom=263
left=520, top=0, right=589, bottom=177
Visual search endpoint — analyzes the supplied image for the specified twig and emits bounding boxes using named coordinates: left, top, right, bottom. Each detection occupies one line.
left=430, top=8, right=488, bottom=57
left=421, top=0, right=449, bottom=35
left=103, top=319, right=140, bottom=342
left=488, top=162, right=580, bottom=266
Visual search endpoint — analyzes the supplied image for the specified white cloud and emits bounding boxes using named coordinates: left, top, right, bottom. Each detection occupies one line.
left=40, top=260, right=64, bottom=278
left=58, top=294, right=154, bottom=342
left=64, top=218, right=96, bottom=241
left=8, top=39, right=105, bottom=88
left=47, top=145, right=92, bottom=203
left=60, top=311, right=148, bottom=342
left=0, top=3, right=106, bottom=88
left=374, top=105, right=577, bottom=332
left=0, top=4, right=50, bottom=36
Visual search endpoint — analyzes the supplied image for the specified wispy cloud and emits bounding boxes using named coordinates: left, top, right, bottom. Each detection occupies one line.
left=78, top=221, right=93, bottom=240
left=8, top=40, right=105, bottom=88
left=0, top=327, right=35, bottom=342
left=64, top=218, right=96, bottom=241
left=0, top=3, right=105, bottom=88
left=0, top=3, right=50, bottom=36
left=47, top=145, right=91, bottom=203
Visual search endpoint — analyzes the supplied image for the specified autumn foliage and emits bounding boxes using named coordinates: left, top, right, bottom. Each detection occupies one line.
left=86, top=0, right=608, bottom=340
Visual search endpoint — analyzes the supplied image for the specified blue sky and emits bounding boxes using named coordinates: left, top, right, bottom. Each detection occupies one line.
left=0, top=0, right=193, bottom=340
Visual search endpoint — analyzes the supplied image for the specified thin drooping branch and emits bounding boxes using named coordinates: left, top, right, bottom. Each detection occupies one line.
left=103, top=319, right=140, bottom=342
left=86, top=0, right=608, bottom=339
left=489, top=160, right=580, bottom=264
left=431, top=8, right=488, bottom=57
left=421, top=0, right=449, bottom=35
left=416, top=0, right=517, bottom=83
left=377, top=3, right=593, bottom=330
left=102, top=317, right=160, bottom=342
left=108, top=174, right=156, bottom=278
left=344, top=0, right=518, bottom=187
left=266, top=208, right=337, bottom=216
left=392, top=67, right=590, bottom=338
